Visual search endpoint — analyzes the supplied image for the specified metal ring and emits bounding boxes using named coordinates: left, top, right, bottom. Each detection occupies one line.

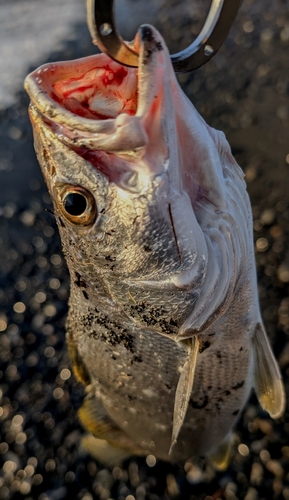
left=87, top=0, right=242, bottom=73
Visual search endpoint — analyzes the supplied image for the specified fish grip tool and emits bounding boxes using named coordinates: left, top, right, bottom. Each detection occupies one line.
left=87, top=0, right=243, bottom=73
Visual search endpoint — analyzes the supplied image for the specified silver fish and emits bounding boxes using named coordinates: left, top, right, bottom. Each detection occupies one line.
left=24, top=25, right=284, bottom=467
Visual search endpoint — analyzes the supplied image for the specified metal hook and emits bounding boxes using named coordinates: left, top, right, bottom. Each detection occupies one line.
left=87, top=0, right=242, bottom=73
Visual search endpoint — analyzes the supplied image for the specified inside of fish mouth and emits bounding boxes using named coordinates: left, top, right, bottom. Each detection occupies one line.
left=50, top=58, right=139, bottom=121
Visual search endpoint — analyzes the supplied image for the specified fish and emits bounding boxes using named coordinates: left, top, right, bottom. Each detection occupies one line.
left=24, top=24, right=285, bottom=467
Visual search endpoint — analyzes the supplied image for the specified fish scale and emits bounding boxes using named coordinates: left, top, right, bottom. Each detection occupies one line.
left=24, top=24, right=284, bottom=466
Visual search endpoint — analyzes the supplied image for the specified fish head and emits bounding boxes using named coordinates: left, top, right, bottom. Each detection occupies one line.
left=25, top=25, right=250, bottom=334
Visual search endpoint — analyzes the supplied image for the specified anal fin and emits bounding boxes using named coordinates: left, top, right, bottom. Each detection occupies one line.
left=81, top=435, right=131, bottom=466
left=170, top=336, right=199, bottom=454
left=78, top=389, right=145, bottom=461
left=253, top=322, right=285, bottom=419
left=209, top=433, right=231, bottom=471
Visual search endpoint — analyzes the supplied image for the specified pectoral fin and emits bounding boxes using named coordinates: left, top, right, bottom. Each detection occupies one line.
left=253, top=323, right=285, bottom=419
left=169, top=336, right=199, bottom=454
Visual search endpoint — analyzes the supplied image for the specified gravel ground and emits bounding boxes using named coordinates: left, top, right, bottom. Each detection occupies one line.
left=1, top=0, right=289, bottom=499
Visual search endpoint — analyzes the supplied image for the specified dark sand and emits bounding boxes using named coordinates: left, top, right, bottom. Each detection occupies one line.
left=0, top=0, right=289, bottom=498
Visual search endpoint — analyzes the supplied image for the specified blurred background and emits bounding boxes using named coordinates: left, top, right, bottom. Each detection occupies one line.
left=0, top=0, right=289, bottom=498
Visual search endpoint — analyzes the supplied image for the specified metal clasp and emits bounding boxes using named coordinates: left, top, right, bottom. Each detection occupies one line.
left=87, top=0, right=242, bottom=73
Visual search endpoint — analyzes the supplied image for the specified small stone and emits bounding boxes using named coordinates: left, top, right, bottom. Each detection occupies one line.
left=266, top=460, right=284, bottom=478
left=238, top=443, right=250, bottom=457
left=244, top=487, right=258, bottom=500
left=256, top=238, right=269, bottom=252
left=278, top=263, right=289, bottom=282
left=280, top=26, right=289, bottom=42
left=250, top=462, right=263, bottom=486
left=261, top=28, right=274, bottom=42
left=261, top=209, right=275, bottom=225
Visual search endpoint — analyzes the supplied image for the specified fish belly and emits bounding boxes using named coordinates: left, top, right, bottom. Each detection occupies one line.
left=67, top=293, right=253, bottom=462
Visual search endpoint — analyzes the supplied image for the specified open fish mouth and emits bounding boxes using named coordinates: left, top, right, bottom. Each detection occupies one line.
left=29, top=51, right=139, bottom=122
left=24, top=25, right=170, bottom=176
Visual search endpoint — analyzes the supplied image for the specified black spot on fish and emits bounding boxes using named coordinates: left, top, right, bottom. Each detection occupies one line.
left=190, top=395, right=209, bottom=409
left=131, top=355, right=142, bottom=364
left=105, top=255, right=115, bottom=262
left=74, top=272, right=87, bottom=289
left=89, top=327, right=134, bottom=354
left=141, top=26, right=154, bottom=43
left=82, top=290, right=89, bottom=300
left=232, top=381, right=245, bottom=390
left=239, top=347, right=243, bottom=351
left=84, top=309, right=136, bottom=355
left=232, top=409, right=240, bottom=415
left=143, top=245, right=152, bottom=252
left=140, top=26, right=163, bottom=64
left=127, top=395, right=137, bottom=402
left=199, top=341, right=211, bottom=353
left=128, top=302, right=178, bottom=335
left=216, top=351, right=222, bottom=359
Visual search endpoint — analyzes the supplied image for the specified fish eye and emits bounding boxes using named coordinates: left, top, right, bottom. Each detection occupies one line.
left=64, top=192, right=87, bottom=216
left=55, top=185, right=97, bottom=227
